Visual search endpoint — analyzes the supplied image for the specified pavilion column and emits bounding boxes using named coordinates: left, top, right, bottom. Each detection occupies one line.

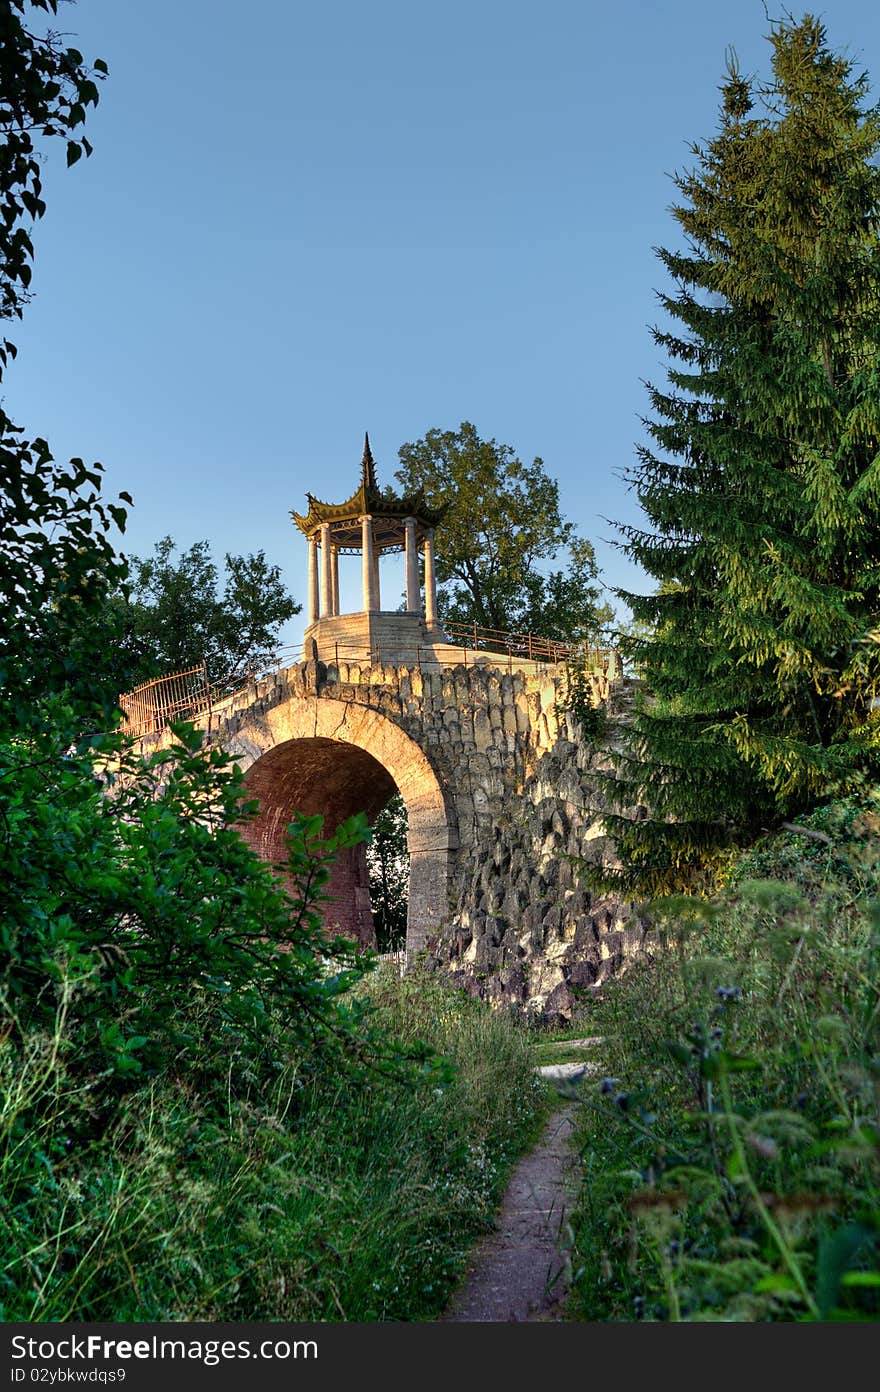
left=320, top=523, right=332, bottom=618
left=405, top=516, right=420, bottom=613
left=361, top=515, right=377, bottom=612
left=307, top=533, right=319, bottom=625
left=331, top=546, right=340, bottom=616
left=424, top=527, right=438, bottom=628
left=372, top=549, right=381, bottom=611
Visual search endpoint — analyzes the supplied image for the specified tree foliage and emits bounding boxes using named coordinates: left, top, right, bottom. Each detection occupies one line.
left=603, top=14, right=880, bottom=892
left=122, top=535, right=299, bottom=685
left=56, top=535, right=300, bottom=712
left=0, top=0, right=104, bottom=339
left=367, top=793, right=409, bottom=952
left=396, top=421, right=611, bottom=641
left=0, top=434, right=130, bottom=734
left=2, top=717, right=372, bottom=1084
left=0, top=2, right=118, bottom=732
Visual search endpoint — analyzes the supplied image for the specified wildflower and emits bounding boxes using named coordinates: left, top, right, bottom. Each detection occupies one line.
left=715, top=986, right=741, bottom=1002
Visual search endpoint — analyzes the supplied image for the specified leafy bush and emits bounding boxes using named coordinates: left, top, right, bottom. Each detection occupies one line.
left=568, top=795, right=880, bottom=1321
left=1, top=713, right=375, bottom=1092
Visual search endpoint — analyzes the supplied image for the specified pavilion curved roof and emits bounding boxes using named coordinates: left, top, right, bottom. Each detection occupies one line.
left=291, top=435, right=446, bottom=545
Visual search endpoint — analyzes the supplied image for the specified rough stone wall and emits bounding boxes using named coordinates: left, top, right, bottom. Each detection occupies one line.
left=172, top=654, right=645, bottom=1022
left=433, top=692, right=649, bottom=1024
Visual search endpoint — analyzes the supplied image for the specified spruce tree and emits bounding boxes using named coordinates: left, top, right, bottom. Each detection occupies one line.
left=604, top=15, right=880, bottom=893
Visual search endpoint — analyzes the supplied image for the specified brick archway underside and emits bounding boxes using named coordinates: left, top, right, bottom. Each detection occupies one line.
left=228, top=697, right=457, bottom=954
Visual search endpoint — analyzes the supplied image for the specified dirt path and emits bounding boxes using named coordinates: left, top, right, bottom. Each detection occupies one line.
left=441, top=1103, right=580, bottom=1322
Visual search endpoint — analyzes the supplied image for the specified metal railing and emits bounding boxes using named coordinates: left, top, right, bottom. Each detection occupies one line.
left=376, top=949, right=408, bottom=976
left=118, top=646, right=305, bottom=738
left=321, top=639, right=553, bottom=673
left=118, top=627, right=619, bottom=740
left=118, top=664, right=212, bottom=738
left=441, top=621, right=611, bottom=670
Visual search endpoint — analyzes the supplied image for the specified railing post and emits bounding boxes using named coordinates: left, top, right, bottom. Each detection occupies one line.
left=203, top=660, right=213, bottom=732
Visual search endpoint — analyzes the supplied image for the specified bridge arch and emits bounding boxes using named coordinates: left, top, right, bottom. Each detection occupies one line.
left=225, top=696, right=458, bottom=954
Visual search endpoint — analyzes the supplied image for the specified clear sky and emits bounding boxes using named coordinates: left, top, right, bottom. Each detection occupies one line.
left=7, top=0, right=880, bottom=646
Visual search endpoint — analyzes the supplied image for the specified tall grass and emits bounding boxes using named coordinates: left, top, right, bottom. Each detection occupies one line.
left=1, top=965, right=544, bottom=1321
left=567, top=794, right=880, bottom=1321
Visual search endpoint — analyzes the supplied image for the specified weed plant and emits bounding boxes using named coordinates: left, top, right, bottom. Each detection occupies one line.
left=568, top=794, right=880, bottom=1321
left=1, top=964, right=543, bottom=1321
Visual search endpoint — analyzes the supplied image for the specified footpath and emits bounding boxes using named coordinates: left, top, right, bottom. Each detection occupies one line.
left=442, top=1043, right=598, bottom=1322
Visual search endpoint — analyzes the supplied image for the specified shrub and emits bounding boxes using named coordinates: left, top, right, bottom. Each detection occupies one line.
left=568, top=795, right=880, bottom=1321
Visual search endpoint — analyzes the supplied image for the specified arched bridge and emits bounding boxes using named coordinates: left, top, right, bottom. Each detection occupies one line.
left=122, top=634, right=642, bottom=1019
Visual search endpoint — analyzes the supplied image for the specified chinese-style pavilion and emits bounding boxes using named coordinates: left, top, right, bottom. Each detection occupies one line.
left=292, top=435, right=448, bottom=665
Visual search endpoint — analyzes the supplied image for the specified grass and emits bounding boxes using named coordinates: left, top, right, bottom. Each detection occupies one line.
left=0, top=964, right=545, bottom=1321
left=564, top=792, right=880, bottom=1322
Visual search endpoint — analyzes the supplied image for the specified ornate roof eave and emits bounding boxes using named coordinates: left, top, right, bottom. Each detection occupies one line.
left=291, top=433, right=449, bottom=537
left=291, top=491, right=448, bottom=536
left=291, top=482, right=371, bottom=535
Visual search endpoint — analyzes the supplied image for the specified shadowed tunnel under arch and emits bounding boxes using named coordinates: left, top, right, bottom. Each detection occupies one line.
left=230, top=697, right=458, bottom=953
left=241, top=738, right=398, bottom=945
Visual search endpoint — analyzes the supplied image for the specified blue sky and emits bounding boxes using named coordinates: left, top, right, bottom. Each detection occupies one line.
left=7, top=0, right=880, bottom=646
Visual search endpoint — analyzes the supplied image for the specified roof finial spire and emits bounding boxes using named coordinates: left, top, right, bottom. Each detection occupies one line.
left=361, top=432, right=377, bottom=492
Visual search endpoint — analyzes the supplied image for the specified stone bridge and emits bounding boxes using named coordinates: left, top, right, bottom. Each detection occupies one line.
left=123, top=438, right=648, bottom=1019
left=162, top=648, right=646, bottom=1020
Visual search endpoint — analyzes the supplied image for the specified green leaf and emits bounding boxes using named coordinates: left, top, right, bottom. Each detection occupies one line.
left=841, top=1272, right=880, bottom=1289
left=719, top=1052, right=761, bottom=1073
left=817, top=1225, right=877, bottom=1318
left=754, top=1273, right=800, bottom=1293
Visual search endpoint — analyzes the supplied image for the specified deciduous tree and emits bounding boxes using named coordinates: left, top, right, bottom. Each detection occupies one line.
left=367, top=793, right=409, bottom=952
left=0, top=1, right=372, bottom=1092
left=396, top=421, right=611, bottom=641
left=123, top=535, right=299, bottom=684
